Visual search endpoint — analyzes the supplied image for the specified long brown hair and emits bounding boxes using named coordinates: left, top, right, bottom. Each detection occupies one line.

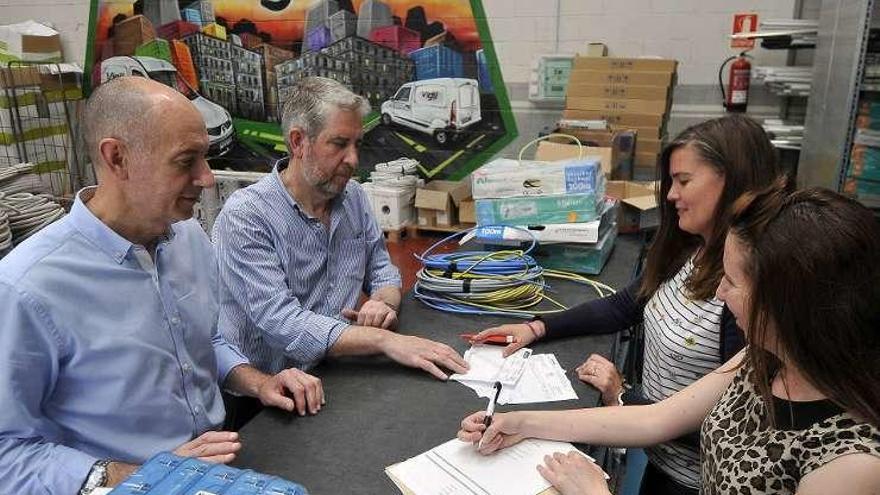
left=639, top=115, right=783, bottom=300
left=730, top=184, right=880, bottom=427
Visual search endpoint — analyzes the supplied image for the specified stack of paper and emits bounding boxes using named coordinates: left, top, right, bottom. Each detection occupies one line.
left=451, top=346, right=578, bottom=404
left=386, top=438, right=607, bottom=495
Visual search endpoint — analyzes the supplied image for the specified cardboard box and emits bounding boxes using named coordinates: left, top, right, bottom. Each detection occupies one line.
left=535, top=141, right=611, bottom=177
left=563, top=109, right=665, bottom=127
left=605, top=180, right=659, bottom=232
left=572, top=57, right=678, bottom=73
left=415, top=179, right=471, bottom=227
left=471, top=157, right=602, bottom=200
left=635, top=151, right=660, bottom=168
left=567, top=96, right=669, bottom=115
left=610, top=124, right=662, bottom=139
left=527, top=227, right=618, bottom=275
left=565, top=84, right=670, bottom=101
left=637, top=138, right=664, bottom=154
left=113, top=15, right=156, bottom=56
left=459, top=197, right=476, bottom=224
left=540, top=129, right=636, bottom=180
left=0, top=65, right=41, bottom=89
left=470, top=198, right=618, bottom=245
left=568, top=70, right=674, bottom=87
left=475, top=192, right=603, bottom=226
left=0, top=21, right=62, bottom=63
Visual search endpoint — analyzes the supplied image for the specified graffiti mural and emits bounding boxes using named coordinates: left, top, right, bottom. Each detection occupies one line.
left=86, top=0, right=516, bottom=180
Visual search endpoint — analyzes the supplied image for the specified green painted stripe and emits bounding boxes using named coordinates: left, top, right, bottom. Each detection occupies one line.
left=0, top=123, right=69, bottom=145
left=426, top=149, right=466, bottom=178
left=256, top=131, right=283, bottom=143
left=274, top=143, right=288, bottom=152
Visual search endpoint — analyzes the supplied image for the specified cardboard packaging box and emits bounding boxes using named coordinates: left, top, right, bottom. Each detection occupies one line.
left=637, top=138, right=664, bottom=154
left=567, top=70, right=674, bottom=87
left=562, top=109, right=665, bottom=128
left=566, top=96, right=669, bottom=115
left=114, top=15, right=156, bottom=56
left=565, top=84, right=670, bottom=101
left=572, top=56, right=678, bottom=73
left=545, top=129, right=637, bottom=180
left=534, top=141, right=611, bottom=177
left=605, top=180, right=659, bottom=233
left=527, top=227, right=618, bottom=275
left=635, top=151, right=660, bottom=168
left=458, top=197, right=476, bottom=224
left=584, top=42, right=608, bottom=57
left=475, top=191, right=604, bottom=226
left=415, top=179, right=471, bottom=227
left=610, top=124, right=662, bottom=139
left=471, top=157, right=602, bottom=200
left=471, top=198, right=618, bottom=245
left=0, top=21, right=62, bottom=63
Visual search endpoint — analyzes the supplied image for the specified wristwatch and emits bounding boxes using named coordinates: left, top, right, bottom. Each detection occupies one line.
left=79, top=459, right=111, bottom=495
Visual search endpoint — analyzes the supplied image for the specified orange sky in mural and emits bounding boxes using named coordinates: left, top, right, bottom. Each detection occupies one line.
left=95, top=0, right=481, bottom=52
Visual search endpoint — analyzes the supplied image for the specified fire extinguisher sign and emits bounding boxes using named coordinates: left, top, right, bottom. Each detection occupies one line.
left=731, top=13, right=758, bottom=49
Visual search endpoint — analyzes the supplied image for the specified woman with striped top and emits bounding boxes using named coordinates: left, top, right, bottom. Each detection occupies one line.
left=459, top=185, right=880, bottom=495
left=470, top=114, right=784, bottom=495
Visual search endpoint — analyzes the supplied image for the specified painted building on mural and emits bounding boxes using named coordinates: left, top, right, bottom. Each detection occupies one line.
left=230, top=43, right=265, bottom=120
left=181, top=32, right=236, bottom=111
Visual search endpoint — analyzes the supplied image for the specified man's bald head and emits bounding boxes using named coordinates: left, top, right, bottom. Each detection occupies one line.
left=82, top=77, right=193, bottom=168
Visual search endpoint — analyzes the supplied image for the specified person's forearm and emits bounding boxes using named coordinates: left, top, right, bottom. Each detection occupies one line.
left=223, top=364, right=270, bottom=398
left=327, top=325, right=390, bottom=357
left=370, top=286, right=401, bottom=312
left=518, top=404, right=674, bottom=448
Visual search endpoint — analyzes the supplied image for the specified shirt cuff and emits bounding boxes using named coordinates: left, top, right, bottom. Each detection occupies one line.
left=215, top=343, right=250, bottom=384
left=53, top=444, right=99, bottom=495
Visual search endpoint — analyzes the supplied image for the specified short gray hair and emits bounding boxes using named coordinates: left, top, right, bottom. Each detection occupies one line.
left=82, top=77, right=167, bottom=165
left=280, top=77, right=370, bottom=148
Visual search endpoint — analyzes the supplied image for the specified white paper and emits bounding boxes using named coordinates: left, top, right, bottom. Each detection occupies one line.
left=453, top=347, right=577, bottom=405
left=450, top=346, right=531, bottom=386
left=499, top=354, right=578, bottom=405
left=388, top=453, right=482, bottom=495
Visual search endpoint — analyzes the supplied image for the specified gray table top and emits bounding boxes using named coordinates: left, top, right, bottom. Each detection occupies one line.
left=234, top=234, right=643, bottom=494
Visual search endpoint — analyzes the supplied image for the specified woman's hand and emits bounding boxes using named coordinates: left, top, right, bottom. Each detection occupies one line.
left=576, top=354, right=625, bottom=406
left=457, top=410, right=527, bottom=454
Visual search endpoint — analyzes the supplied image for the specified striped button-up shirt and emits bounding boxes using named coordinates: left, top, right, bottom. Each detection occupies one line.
left=212, top=163, right=401, bottom=374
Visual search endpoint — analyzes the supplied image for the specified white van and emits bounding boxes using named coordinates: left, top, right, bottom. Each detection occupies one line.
left=95, top=56, right=234, bottom=157
left=380, top=78, right=481, bottom=146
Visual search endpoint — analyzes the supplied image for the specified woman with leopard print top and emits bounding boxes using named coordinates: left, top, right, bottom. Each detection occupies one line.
left=458, top=184, right=880, bottom=495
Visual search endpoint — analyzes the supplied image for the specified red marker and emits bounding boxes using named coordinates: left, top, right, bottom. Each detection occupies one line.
left=459, top=334, right=517, bottom=345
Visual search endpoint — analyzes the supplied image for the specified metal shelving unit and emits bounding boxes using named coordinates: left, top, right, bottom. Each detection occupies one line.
left=798, top=0, right=876, bottom=195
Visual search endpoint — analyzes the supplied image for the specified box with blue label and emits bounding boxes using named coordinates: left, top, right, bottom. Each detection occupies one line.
left=471, top=157, right=602, bottom=200
left=528, top=225, right=618, bottom=275
left=475, top=188, right=604, bottom=226
left=109, top=452, right=308, bottom=495
left=470, top=198, right=617, bottom=245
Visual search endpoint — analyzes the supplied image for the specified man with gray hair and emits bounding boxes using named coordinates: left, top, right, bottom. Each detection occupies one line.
left=212, top=77, right=467, bottom=410
left=0, top=77, right=322, bottom=494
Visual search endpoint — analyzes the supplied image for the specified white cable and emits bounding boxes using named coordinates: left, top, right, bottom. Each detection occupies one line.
left=0, top=192, right=65, bottom=246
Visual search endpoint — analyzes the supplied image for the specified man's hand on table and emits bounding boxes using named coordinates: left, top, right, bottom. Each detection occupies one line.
left=173, top=431, right=242, bottom=463
left=343, top=299, right=398, bottom=329
left=380, top=333, right=469, bottom=380
left=258, top=368, right=325, bottom=416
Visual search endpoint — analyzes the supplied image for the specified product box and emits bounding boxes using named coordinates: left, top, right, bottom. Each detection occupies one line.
left=562, top=109, right=665, bottom=128
left=572, top=56, right=678, bottom=73
left=0, top=21, right=62, bottom=63
left=566, top=96, right=669, bottom=115
left=567, top=70, right=675, bottom=87
left=471, top=198, right=618, bottom=245
left=459, top=197, right=476, bottom=224
left=471, top=157, right=602, bottom=200
left=534, top=141, right=611, bottom=177
left=362, top=182, right=416, bottom=230
left=635, top=151, right=660, bottom=168
left=605, top=180, right=659, bottom=233
left=414, top=179, right=471, bottom=227
left=543, top=129, right=637, bottom=180
left=475, top=190, right=603, bottom=226
left=113, top=15, right=156, bottom=56
left=584, top=42, right=608, bottom=57
left=637, top=138, right=664, bottom=154
left=528, top=226, right=618, bottom=275
left=611, top=124, right=662, bottom=139
left=565, top=84, right=670, bottom=101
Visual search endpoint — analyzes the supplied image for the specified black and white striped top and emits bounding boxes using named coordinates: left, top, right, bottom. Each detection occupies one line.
left=642, top=255, right=724, bottom=489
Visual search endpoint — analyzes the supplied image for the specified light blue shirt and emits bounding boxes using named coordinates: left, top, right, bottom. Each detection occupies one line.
left=212, top=163, right=401, bottom=374
left=0, top=188, right=249, bottom=495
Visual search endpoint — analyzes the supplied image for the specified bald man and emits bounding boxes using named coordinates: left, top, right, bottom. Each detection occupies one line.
left=0, top=77, right=322, bottom=495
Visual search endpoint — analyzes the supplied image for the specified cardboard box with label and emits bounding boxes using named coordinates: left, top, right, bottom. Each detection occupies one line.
left=471, top=157, right=602, bottom=200
left=0, top=21, right=63, bottom=63
left=415, top=179, right=471, bottom=227
left=470, top=198, right=618, bottom=245
left=566, top=84, right=670, bottom=101
left=562, top=109, right=665, bottom=128
left=539, top=130, right=636, bottom=181
left=567, top=70, right=675, bottom=87
left=605, top=180, right=659, bottom=233
left=459, top=197, right=476, bottom=225
left=572, top=57, right=678, bottom=73
left=566, top=96, right=669, bottom=115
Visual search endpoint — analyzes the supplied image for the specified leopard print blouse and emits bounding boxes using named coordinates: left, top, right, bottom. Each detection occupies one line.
left=700, top=364, right=880, bottom=494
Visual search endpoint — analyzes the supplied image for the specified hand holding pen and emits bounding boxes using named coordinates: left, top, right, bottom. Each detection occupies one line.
left=477, top=381, right=502, bottom=449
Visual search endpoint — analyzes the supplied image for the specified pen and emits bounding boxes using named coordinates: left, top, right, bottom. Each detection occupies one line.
left=460, top=334, right=517, bottom=345
left=477, top=381, right=503, bottom=449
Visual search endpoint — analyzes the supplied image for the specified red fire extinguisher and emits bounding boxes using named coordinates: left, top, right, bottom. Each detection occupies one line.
left=719, top=52, right=752, bottom=112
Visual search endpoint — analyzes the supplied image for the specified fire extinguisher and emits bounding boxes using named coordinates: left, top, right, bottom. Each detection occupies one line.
left=719, top=52, right=752, bottom=112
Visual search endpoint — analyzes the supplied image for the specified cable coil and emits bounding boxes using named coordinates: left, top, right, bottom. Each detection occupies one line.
left=413, top=227, right=615, bottom=318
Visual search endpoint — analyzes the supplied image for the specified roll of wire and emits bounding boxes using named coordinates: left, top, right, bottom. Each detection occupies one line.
left=0, top=192, right=65, bottom=246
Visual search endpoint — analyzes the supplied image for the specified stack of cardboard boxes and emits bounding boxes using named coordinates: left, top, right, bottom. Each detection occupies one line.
left=563, top=56, right=678, bottom=178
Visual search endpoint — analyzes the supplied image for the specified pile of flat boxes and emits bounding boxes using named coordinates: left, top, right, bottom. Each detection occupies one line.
left=562, top=56, right=678, bottom=179
left=468, top=155, right=617, bottom=275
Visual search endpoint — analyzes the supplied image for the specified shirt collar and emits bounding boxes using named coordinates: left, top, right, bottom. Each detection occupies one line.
left=67, top=187, right=175, bottom=264
left=271, top=161, right=348, bottom=221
